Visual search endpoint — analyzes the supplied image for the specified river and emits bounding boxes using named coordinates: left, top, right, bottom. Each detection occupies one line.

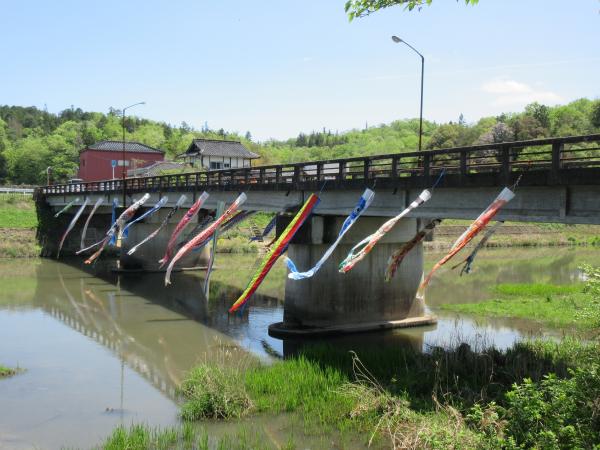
left=0, top=247, right=598, bottom=449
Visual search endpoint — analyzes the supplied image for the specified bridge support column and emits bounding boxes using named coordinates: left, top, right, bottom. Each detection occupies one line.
left=269, top=216, right=436, bottom=337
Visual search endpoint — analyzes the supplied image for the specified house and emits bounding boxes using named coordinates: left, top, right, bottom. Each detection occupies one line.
left=127, top=161, right=186, bottom=177
left=177, top=139, right=259, bottom=170
left=78, top=140, right=165, bottom=181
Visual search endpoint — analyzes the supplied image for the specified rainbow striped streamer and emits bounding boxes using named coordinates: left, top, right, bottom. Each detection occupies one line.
left=57, top=198, right=89, bottom=258
left=285, top=188, right=374, bottom=280
left=339, top=189, right=431, bottom=274
left=80, top=198, right=104, bottom=250
left=54, top=198, right=80, bottom=218
left=158, top=192, right=209, bottom=267
left=420, top=187, right=514, bottom=290
left=165, top=193, right=247, bottom=285
left=385, top=219, right=441, bottom=282
left=229, top=194, right=320, bottom=313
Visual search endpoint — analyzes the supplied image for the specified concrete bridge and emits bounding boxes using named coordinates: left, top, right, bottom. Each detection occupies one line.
left=35, top=134, right=600, bottom=336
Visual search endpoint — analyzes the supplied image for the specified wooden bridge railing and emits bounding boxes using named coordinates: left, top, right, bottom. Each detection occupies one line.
left=39, top=134, right=600, bottom=196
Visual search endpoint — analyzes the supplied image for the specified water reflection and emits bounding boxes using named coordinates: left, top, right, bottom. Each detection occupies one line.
left=0, top=247, right=598, bottom=449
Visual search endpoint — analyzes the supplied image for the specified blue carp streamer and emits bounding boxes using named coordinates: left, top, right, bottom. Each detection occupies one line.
left=285, top=188, right=375, bottom=280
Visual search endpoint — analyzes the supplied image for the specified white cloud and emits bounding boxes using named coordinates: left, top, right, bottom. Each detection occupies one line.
left=481, top=78, right=562, bottom=107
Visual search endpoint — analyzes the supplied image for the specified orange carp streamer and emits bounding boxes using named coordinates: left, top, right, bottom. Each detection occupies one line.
left=384, top=219, right=441, bottom=282
left=420, top=187, right=515, bottom=290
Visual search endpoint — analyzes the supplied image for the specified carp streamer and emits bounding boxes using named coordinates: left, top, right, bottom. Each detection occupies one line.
left=285, top=188, right=375, bottom=280
left=158, top=192, right=209, bottom=267
left=57, top=198, right=89, bottom=258
left=165, top=193, right=247, bottom=285
left=420, top=187, right=515, bottom=290
left=451, top=220, right=504, bottom=276
left=385, top=218, right=442, bottom=282
left=339, top=189, right=431, bottom=274
left=80, top=198, right=104, bottom=250
left=121, top=196, right=169, bottom=235
left=229, top=193, right=320, bottom=313
left=54, top=198, right=80, bottom=218
left=82, top=193, right=150, bottom=264
left=127, top=195, right=187, bottom=256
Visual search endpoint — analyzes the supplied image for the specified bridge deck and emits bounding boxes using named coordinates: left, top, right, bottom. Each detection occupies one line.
left=37, top=134, right=600, bottom=224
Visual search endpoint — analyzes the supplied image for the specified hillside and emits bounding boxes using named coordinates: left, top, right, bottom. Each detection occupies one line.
left=0, top=98, right=599, bottom=184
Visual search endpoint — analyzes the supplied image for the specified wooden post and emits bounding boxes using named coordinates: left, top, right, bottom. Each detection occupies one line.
left=501, top=145, right=510, bottom=185
left=551, top=141, right=563, bottom=183
left=422, top=153, right=431, bottom=184
left=363, top=159, right=370, bottom=183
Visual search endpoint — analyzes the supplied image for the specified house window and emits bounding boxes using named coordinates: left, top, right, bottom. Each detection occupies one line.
left=224, top=162, right=230, bottom=168
left=210, top=162, right=223, bottom=170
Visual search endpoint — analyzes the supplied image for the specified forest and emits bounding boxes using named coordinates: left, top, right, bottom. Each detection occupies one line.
left=0, top=98, right=599, bottom=184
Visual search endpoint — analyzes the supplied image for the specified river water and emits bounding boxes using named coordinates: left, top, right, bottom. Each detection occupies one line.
left=0, top=247, right=598, bottom=449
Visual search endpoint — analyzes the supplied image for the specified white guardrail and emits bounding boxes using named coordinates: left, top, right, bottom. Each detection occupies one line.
left=0, top=186, right=36, bottom=195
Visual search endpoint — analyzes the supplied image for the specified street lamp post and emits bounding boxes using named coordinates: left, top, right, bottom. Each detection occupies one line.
left=391, top=36, right=424, bottom=152
left=121, top=102, right=145, bottom=207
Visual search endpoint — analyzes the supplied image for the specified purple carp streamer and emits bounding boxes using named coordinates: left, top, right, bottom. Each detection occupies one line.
left=384, top=219, right=441, bottom=282
left=420, top=187, right=515, bottom=290
left=158, top=192, right=209, bottom=268
left=83, top=193, right=150, bottom=264
left=127, top=195, right=187, bottom=256
left=451, top=220, right=504, bottom=275
left=339, top=189, right=432, bottom=273
left=54, top=198, right=80, bottom=218
left=165, top=193, right=247, bottom=285
left=57, top=199, right=89, bottom=258
left=80, top=198, right=104, bottom=250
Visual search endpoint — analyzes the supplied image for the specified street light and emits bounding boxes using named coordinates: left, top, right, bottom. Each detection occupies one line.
left=391, top=35, right=424, bottom=152
left=121, top=101, right=145, bottom=206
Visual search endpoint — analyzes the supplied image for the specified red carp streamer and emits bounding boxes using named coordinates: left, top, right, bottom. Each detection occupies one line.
left=384, top=219, right=441, bottom=282
left=420, top=187, right=515, bottom=290
left=84, top=193, right=150, bottom=264
left=164, top=193, right=247, bottom=285
left=158, top=192, right=209, bottom=268
left=229, top=194, right=320, bottom=313
left=339, top=189, right=431, bottom=274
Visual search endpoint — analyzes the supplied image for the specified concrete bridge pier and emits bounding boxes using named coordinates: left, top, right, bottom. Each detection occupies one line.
left=269, top=216, right=437, bottom=337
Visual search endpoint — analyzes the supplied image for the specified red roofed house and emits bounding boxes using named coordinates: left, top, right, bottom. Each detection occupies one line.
left=78, top=140, right=165, bottom=181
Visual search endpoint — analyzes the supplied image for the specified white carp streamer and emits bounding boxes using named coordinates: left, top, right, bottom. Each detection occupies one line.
left=57, top=198, right=89, bottom=258
left=339, top=189, right=431, bottom=273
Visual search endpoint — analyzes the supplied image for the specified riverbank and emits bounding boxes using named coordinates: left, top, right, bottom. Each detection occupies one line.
left=0, top=365, right=20, bottom=378
left=0, top=194, right=40, bottom=257
left=100, top=337, right=600, bottom=449
left=439, top=265, right=600, bottom=332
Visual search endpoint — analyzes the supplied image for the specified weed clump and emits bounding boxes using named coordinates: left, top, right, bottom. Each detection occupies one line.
left=180, top=363, right=253, bottom=420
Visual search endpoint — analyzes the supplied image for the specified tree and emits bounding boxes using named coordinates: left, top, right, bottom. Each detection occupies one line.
left=345, top=0, right=478, bottom=20
left=591, top=101, right=600, bottom=130
left=477, top=123, right=514, bottom=145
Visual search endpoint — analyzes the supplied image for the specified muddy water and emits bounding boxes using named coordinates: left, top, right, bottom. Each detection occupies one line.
left=0, top=247, right=598, bottom=449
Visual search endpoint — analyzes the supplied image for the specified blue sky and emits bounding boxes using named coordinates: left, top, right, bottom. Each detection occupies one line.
left=1, top=0, right=598, bottom=140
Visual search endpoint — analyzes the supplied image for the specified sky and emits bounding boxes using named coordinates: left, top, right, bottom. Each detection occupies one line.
left=0, top=0, right=598, bottom=141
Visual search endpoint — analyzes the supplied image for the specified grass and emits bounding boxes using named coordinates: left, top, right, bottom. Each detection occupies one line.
left=0, top=194, right=37, bottom=229
left=170, top=338, right=600, bottom=449
left=0, top=364, right=21, bottom=378
left=440, top=280, right=600, bottom=330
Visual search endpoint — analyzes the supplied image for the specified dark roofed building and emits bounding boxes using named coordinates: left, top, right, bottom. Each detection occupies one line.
left=177, top=139, right=259, bottom=170
left=78, top=140, right=165, bottom=181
